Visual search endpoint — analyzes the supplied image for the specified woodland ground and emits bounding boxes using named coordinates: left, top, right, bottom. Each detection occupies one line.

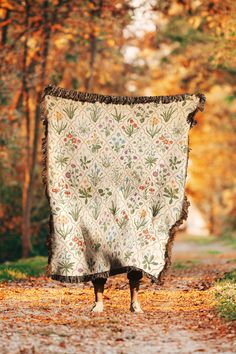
left=0, top=234, right=236, bottom=354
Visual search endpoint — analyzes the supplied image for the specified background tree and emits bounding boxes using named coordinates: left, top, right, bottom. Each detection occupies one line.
left=123, top=0, right=236, bottom=236
left=0, top=0, right=133, bottom=259
left=0, top=0, right=235, bottom=261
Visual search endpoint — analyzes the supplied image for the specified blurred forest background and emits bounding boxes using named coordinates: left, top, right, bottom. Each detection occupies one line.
left=0, top=0, right=235, bottom=262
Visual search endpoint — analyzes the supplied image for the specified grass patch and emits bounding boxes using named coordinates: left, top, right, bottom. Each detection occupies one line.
left=214, top=270, right=236, bottom=321
left=0, top=256, right=47, bottom=281
left=206, top=250, right=222, bottom=255
left=182, top=235, right=218, bottom=245
left=220, top=234, right=236, bottom=250
left=172, top=259, right=199, bottom=270
left=183, top=234, right=236, bottom=250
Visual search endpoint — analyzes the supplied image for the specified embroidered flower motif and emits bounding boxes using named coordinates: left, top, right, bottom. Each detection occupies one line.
left=151, top=116, right=160, bottom=125
left=54, top=111, right=63, bottom=121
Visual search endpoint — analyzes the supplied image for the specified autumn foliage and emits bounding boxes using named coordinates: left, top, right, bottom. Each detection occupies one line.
left=0, top=0, right=236, bottom=259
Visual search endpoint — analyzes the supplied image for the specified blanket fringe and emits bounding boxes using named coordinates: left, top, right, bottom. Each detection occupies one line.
left=41, top=83, right=206, bottom=108
left=187, top=93, right=206, bottom=128
left=40, top=83, right=205, bottom=285
left=51, top=266, right=163, bottom=284
left=40, top=93, right=55, bottom=277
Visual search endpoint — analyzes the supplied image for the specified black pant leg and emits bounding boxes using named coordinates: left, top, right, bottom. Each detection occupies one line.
left=127, top=269, right=143, bottom=283
left=91, top=277, right=107, bottom=286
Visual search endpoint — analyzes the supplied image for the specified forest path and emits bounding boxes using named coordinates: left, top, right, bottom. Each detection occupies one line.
left=0, top=235, right=236, bottom=354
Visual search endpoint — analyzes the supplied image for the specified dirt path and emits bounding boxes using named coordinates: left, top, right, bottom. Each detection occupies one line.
left=0, top=236, right=236, bottom=354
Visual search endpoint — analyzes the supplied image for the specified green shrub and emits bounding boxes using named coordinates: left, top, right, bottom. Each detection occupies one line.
left=214, top=270, right=236, bottom=321
left=0, top=256, right=47, bottom=281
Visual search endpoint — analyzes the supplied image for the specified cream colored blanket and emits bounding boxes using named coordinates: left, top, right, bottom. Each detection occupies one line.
left=40, top=84, right=205, bottom=284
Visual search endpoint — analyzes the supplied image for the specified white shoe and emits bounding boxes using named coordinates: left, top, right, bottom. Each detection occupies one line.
left=130, top=301, right=144, bottom=313
left=91, top=301, right=104, bottom=313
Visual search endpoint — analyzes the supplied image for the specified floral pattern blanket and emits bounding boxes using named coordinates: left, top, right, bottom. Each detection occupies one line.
left=40, top=84, right=205, bottom=284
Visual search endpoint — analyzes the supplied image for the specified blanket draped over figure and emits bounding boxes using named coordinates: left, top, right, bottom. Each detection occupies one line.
left=40, top=84, right=205, bottom=284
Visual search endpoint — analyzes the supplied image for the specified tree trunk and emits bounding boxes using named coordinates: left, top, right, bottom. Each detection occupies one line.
left=85, top=0, right=103, bottom=91
left=21, top=0, right=31, bottom=258
left=86, top=34, right=97, bottom=91
left=1, top=9, right=11, bottom=46
left=22, top=0, right=50, bottom=258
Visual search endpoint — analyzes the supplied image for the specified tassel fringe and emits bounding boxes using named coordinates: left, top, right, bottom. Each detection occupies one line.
left=41, top=83, right=205, bottom=113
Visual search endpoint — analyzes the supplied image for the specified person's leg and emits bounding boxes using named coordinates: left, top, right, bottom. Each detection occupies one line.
left=91, top=277, right=107, bottom=312
left=127, top=270, right=144, bottom=313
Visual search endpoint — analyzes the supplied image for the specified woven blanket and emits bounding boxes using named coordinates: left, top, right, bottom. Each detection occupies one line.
left=40, top=84, right=205, bottom=284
